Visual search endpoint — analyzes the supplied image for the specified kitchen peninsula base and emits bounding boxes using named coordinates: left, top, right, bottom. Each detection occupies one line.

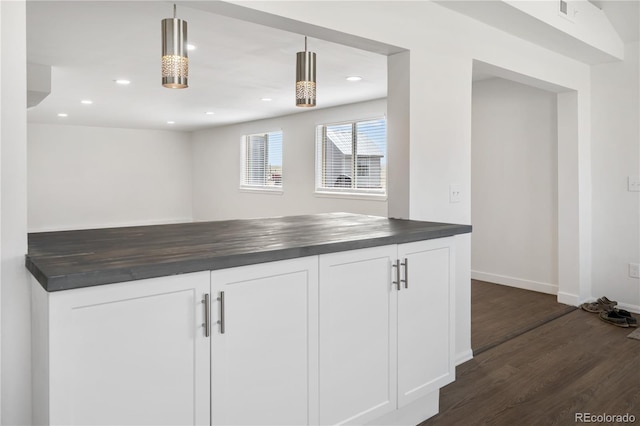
left=27, top=213, right=471, bottom=425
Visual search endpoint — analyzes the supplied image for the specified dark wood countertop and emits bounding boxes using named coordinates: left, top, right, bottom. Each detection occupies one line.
left=26, top=212, right=471, bottom=292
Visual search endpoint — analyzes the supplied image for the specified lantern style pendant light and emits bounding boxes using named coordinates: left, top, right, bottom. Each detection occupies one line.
left=295, top=36, right=316, bottom=107
left=161, top=4, right=188, bottom=89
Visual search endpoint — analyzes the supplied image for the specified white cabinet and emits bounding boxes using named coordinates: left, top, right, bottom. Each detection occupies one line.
left=318, top=245, right=398, bottom=425
left=31, top=271, right=211, bottom=426
left=210, top=257, right=319, bottom=426
left=318, top=238, right=454, bottom=425
left=32, top=238, right=455, bottom=426
left=397, top=239, right=455, bottom=406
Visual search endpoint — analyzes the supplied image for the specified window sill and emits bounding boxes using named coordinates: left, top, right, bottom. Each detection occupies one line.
left=239, top=187, right=284, bottom=195
left=314, top=191, right=387, bottom=202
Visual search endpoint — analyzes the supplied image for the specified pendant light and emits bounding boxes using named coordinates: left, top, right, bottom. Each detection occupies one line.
left=161, top=4, right=188, bottom=89
left=295, top=36, right=316, bottom=107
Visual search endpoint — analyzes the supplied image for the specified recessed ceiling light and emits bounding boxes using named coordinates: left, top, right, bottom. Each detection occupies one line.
left=57, top=113, right=68, bottom=117
left=261, top=98, right=273, bottom=102
left=167, top=121, right=175, bottom=124
left=205, top=111, right=215, bottom=115
left=346, top=76, right=362, bottom=82
left=81, top=100, right=93, bottom=105
left=187, top=44, right=196, bottom=51
left=115, top=79, right=131, bottom=85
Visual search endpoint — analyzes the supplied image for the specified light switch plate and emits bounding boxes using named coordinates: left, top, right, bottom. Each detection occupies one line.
left=628, top=176, right=640, bottom=192
left=630, top=263, right=640, bottom=279
left=449, top=184, right=461, bottom=203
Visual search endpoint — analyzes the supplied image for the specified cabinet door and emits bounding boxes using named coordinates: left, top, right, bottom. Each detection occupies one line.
left=318, top=245, right=398, bottom=425
left=210, top=257, right=319, bottom=426
left=397, top=238, right=454, bottom=407
left=48, top=271, right=210, bottom=426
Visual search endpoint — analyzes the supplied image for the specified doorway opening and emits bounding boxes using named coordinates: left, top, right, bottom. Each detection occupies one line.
left=470, top=60, right=577, bottom=353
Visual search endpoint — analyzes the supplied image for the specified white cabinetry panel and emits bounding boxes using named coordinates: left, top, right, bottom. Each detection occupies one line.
left=319, top=246, right=398, bottom=425
left=397, top=239, right=454, bottom=407
left=318, top=238, right=454, bottom=424
left=210, top=257, right=319, bottom=426
left=37, top=271, right=210, bottom=426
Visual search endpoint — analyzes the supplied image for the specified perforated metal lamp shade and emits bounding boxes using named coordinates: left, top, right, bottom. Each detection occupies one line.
left=161, top=8, right=188, bottom=89
left=296, top=38, right=316, bottom=107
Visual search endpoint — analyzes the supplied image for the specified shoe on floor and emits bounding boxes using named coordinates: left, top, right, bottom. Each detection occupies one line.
left=613, top=308, right=638, bottom=327
left=581, top=302, right=601, bottom=313
left=581, top=299, right=614, bottom=313
left=599, top=310, right=630, bottom=328
left=598, top=296, right=617, bottom=309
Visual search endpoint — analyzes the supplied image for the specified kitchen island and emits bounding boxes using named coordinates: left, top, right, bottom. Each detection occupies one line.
left=28, top=213, right=471, bottom=426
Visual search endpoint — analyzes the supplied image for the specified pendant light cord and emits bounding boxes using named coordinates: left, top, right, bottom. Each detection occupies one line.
left=173, top=3, right=177, bottom=19
left=305, top=36, right=307, bottom=52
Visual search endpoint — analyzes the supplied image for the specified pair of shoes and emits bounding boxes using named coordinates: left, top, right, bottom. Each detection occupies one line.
left=582, top=296, right=639, bottom=327
left=580, top=296, right=617, bottom=313
left=599, top=309, right=638, bottom=328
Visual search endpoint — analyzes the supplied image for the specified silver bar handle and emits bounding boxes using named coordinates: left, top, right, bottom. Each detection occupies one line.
left=217, top=291, right=226, bottom=334
left=392, top=259, right=401, bottom=291
left=202, top=294, right=210, bottom=337
left=401, top=258, right=408, bottom=289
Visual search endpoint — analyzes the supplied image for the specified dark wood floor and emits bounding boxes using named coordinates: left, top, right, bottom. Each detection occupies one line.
left=421, top=281, right=640, bottom=426
left=471, top=280, right=576, bottom=354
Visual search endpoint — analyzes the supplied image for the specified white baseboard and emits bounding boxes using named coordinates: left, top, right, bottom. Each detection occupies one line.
left=562, top=296, right=640, bottom=313
left=367, top=390, right=439, bottom=426
left=557, top=291, right=581, bottom=307
left=27, top=217, right=194, bottom=233
left=471, top=271, right=558, bottom=295
left=455, top=349, right=473, bottom=366
left=617, top=302, right=640, bottom=314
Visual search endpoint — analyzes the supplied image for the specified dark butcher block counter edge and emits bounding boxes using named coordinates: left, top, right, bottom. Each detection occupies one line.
left=26, top=212, right=472, bottom=292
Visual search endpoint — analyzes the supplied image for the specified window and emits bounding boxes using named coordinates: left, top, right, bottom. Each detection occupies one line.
left=240, top=131, right=283, bottom=190
left=315, top=118, right=386, bottom=195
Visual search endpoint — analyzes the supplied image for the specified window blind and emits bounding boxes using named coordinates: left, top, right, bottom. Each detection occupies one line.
left=315, top=118, right=386, bottom=195
left=241, top=131, right=283, bottom=189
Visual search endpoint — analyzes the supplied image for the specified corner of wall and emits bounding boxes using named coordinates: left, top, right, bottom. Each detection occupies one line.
left=1, top=1, right=32, bottom=424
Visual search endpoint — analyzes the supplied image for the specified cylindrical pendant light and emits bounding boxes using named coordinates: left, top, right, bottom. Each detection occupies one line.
left=296, top=36, right=316, bottom=107
left=161, top=4, right=188, bottom=89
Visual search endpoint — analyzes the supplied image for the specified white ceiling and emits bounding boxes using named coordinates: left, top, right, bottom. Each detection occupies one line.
left=26, top=1, right=388, bottom=132
left=28, top=1, right=638, bottom=132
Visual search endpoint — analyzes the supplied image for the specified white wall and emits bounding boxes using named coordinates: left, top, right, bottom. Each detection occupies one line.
left=221, top=0, right=592, bottom=365
left=28, top=124, right=193, bottom=232
left=506, top=0, right=624, bottom=60
left=1, top=1, right=31, bottom=424
left=471, top=78, right=558, bottom=294
left=387, top=51, right=410, bottom=219
left=591, top=42, right=640, bottom=312
left=192, top=99, right=388, bottom=221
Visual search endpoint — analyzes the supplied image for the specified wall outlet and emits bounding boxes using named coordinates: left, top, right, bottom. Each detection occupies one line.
left=628, top=176, right=640, bottom=192
left=449, top=184, right=461, bottom=203
left=630, top=263, right=640, bottom=279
